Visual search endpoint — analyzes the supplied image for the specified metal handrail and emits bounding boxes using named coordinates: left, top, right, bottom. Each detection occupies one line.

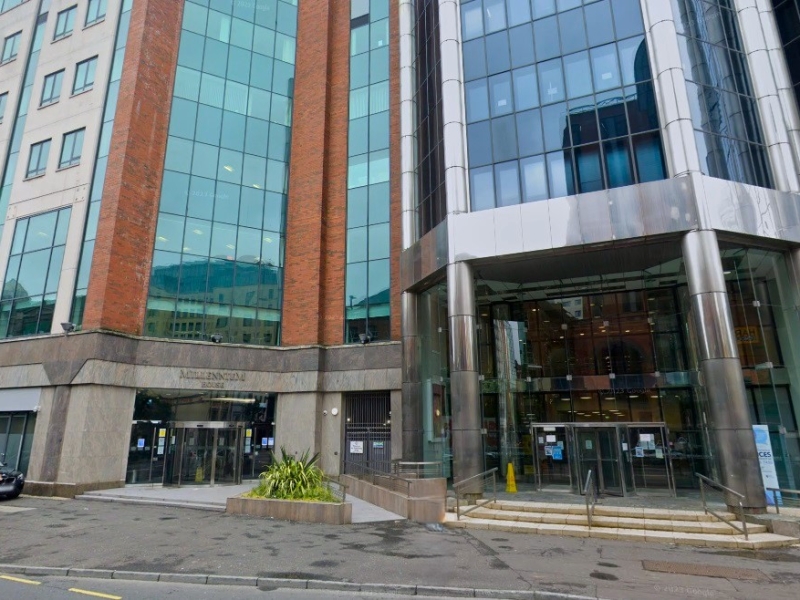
left=323, top=476, right=347, bottom=503
left=696, top=473, right=748, bottom=539
left=392, top=460, right=443, bottom=478
left=767, top=487, right=800, bottom=515
left=453, top=467, right=498, bottom=520
left=343, top=461, right=412, bottom=496
left=583, top=470, right=597, bottom=528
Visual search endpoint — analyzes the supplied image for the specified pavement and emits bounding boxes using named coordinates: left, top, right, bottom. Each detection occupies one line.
left=77, top=483, right=405, bottom=523
left=2, top=494, right=800, bottom=600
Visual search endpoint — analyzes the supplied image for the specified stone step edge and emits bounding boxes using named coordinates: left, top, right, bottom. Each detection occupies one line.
left=487, top=501, right=736, bottom=522
left=468, top=508, right=766, bottom=534
left=75, top=495, right=225, bottom=512
left=0, top=563, right=604, bottom=600
left=445, top=518, right=799, bottom=549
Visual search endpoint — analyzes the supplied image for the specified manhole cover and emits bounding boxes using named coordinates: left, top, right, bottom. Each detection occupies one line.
left=642, top=561, right=767, bottom=581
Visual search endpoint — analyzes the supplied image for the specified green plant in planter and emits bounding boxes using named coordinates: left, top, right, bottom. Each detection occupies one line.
left=246, top=447, right=338, bottom=503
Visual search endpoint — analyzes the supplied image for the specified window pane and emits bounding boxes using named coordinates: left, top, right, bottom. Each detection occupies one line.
left=563, top=51, right=592, bottom=99
left=513, top=65, right=539, bottom=111
left=495, top=161, right=520, bottom=207
left=470, top=165, right=496, bottom=211
left=520, top=155, right=548, bottom=202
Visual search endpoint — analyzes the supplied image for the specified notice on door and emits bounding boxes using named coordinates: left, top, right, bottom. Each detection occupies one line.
left=350, top=441, right=364, bottom=454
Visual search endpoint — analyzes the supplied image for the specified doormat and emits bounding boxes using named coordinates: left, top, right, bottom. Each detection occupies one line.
left=642, top=561, right=767, bottom=581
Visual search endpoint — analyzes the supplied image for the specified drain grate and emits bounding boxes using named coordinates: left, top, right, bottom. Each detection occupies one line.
left=642, top=561, right=767, bottom=581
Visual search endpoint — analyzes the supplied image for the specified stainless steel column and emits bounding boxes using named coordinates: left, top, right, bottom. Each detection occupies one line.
left=448, top=261, right=483, bottom=483
left=401, top=291, right=422, bottom=460
left=682, top=230, right=766, bottom=511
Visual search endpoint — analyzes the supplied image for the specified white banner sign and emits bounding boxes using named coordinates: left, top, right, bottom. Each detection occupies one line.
left=753, top=425, right=781, bottom=506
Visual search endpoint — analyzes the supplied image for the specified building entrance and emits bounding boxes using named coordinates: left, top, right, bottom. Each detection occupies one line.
left=530, top=422, right=675, bottom=496
left=163, top=421, right=246, bottom=486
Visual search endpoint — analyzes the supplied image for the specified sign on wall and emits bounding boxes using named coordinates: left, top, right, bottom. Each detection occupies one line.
left=753, top=424, right=781, bottom=506
left=349, top=441, right=364, bottom=454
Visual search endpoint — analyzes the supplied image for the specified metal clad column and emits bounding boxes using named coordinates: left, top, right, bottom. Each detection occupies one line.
left=735, top=0, right=800, bottom=192
left=448, top=262, right=482, bottom=483
left=640, top=0, right=701, bottom=177
left=439, top=0, right=482, bottom=482
left=682, top=230, right=766, bottom=511
left=400, top=0, right=422, bottom=460
left=401, top=292, right=422, bottom=459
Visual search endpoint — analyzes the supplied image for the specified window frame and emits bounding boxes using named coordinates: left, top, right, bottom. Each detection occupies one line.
left=53, top=5, right=77, bottom=41
left=40, top=69, right=64, bottom=107
left=26, top=139, right=52, bottom=178
left=1, top=30, right=22, bottom=64
left=59, top=128, right=85, bottom=169
left=0, top=91, right=7, bottom=122
left=85, top=0, right=107, bottom=27
left=72, top=56, right=98, bottom=95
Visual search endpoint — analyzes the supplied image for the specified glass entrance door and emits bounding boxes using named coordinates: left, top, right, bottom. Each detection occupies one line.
left=163, top=422, right=245, bottom=486
left=575, top=427, right=625, bottom=496
left=624, top=424, right=675, bottom=495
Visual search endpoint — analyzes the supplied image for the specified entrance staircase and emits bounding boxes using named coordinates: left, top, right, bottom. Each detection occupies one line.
left=444, top=500, right=800, bottom=549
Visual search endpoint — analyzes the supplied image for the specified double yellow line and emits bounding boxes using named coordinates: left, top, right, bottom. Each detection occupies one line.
left=0, top=574, right=122, bottom=599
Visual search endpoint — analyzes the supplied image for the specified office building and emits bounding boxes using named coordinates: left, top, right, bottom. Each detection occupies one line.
left=0, top=0, right=798, bottom=510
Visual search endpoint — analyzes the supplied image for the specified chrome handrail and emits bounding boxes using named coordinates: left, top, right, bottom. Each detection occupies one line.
left=392, top=460, right=444, bottom=478
left=583, top=469, right=596, bottom=528
left=453, top=467, right=498, bottom=520
left=343, top=461, right=411, bottom=496
left=696, top=473, right=748, bottom=539
left=323, top=476, right=347, bottom=503
left=766, top=487, right=800, bottom=515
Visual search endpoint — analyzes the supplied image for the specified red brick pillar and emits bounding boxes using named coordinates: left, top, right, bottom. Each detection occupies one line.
left=282, top=0, right=350, bottom=346
left=82, top=0, right=183, bottom=334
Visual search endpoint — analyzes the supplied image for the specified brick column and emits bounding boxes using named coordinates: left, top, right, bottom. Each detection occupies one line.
left=82, top=0, right=183, bottom=334
left=282, top=0, right=349, bottom=346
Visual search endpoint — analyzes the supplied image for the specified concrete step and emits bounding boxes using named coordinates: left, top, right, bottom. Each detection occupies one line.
left=468, top=507, right=767, bottom=535
left=75, top=494, right=225, bottom=512
left=444, top=513, right=800, bottom=549
left=487, top=500, right=737, bottom=522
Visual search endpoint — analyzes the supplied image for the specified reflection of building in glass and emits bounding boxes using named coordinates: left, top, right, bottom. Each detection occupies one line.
left=0, top=1, right=401, bottom=492
left=401, top=0, right=800, bottom=507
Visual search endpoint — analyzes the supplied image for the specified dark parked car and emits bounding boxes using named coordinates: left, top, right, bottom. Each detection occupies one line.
left=0, top=459, right=24, bottom=499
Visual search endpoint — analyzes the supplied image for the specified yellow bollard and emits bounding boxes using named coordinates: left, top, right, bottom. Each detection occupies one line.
left=506, top=462, right=517, bottom=494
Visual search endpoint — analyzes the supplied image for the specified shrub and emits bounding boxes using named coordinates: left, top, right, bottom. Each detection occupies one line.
left=246, top=447, right=338, bottom=503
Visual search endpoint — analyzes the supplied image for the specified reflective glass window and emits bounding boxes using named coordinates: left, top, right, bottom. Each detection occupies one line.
left=460, top=0, right=667, bottom=209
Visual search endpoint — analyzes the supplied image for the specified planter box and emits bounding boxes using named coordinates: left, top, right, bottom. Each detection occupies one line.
left=226, top=495, right=352, bottom=525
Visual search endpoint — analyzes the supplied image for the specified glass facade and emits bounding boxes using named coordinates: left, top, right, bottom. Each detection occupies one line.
left=415, top=0, right=446, bottom=236
left=466, top=244, right=800, bottom=488
left=144, top=0, right=298, bottom=345
left=1, top=207, right=71, bottom=338
left=773, top=0, right=800, bottom=114
left=71, top=0, right=133, bottom=325
left=345, top=0, right=391, bottom=343
left=461, top=0, right=666, bottom=210
left=674, top=0, right=773, bottom=187
left=0, top=8, right=48, bottom=247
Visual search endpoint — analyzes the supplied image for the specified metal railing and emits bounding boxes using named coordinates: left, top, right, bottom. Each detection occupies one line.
left=767, top=487, right=800, bottom=514
left=343, top=460, right=412, bottom=496
left=323, top=476, right=347, bottom=503
left=696, top=473, right=748, bottom=540
left=454, top=468, right=498, bottom=520
left=392, top=460, right=443, bottom=479
left=583, top=469, right=597, bottom=529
